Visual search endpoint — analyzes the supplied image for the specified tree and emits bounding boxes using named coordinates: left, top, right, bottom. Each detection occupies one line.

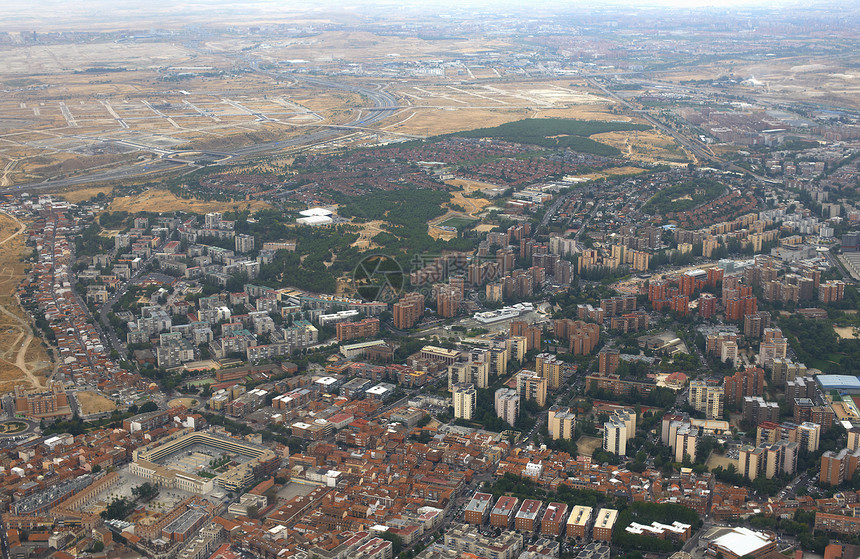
left=138, top=401, right=158, bottom=414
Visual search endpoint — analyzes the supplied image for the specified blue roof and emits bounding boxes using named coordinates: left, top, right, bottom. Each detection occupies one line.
left=816, top=375, right=860, bottom=390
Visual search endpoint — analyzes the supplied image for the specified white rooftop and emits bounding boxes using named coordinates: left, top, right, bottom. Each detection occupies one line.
left=712, top=527, right=773, bottom=557
left=299, top=207, right=333, bottom=217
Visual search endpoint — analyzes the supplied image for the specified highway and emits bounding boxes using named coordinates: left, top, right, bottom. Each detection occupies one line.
left=0, top=75, right=401, bottom=195
left=585, top=75, right=780, bottom=184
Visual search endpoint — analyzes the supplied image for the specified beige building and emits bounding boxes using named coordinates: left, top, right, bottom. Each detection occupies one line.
left=547, top=406, right=576, bottom=440
left=453, top=383, right=477, bottom=421
left=516, top=370, right=547, bottom=407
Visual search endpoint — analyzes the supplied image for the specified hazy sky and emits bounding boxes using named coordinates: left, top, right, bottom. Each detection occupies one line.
left=0, top=0, right=851, bottom=32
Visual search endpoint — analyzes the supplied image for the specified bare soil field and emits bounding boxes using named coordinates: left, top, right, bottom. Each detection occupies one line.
left=834, top=326, right=860, bottom=340
left=593, top=130, right=693, bottom=164
left=53, top=185, right=116, bottom=203
left=705, top=452, right=736, bottom=471
left=350, top=220, right=387, bottom=251
left=107, top=189, right=272, bottom=214
left=576, top=435, right=603, bottom=457
left=0, top=213, right=51, bottom=392
left=77, top=391, right=117, bottom=415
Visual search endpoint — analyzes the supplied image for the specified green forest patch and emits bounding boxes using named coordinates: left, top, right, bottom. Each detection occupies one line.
left=450, top=118, right=651, bottom=156
left=642, top=178, right=726, bottom=215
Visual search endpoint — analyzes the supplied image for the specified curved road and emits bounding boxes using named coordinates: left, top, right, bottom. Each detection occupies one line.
left=0, top=76, right=401, bottom=195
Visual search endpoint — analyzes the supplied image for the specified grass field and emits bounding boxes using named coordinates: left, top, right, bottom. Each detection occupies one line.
left=53, top=185, right=115, bottom=203
left=576, top=435, right=603, bottom=457
left=76, top=391, right=117, bottom=415
left=107, top=189, right=272, bottom=214
left=438, top=217, right=476, bottom=228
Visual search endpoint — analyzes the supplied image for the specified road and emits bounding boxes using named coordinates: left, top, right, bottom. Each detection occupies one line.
left=0, top=75, right=401, bottom=195
left=97, top=238, right=168, bottom=354
left=585, top=76, right=779, bottom=183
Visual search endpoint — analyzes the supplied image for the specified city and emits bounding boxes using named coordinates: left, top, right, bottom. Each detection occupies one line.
left=0, top=1, right=859, bottom=559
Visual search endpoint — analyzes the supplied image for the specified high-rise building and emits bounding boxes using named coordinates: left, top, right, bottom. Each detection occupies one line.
left=739, top=445, right=763, bottom=480
left=724, top=367, right=766, bottom=407
left=819, top=280, right=846, bottom=303
left=235, top=234, right=255, bottom=253
left=598, top=349, right=620, bottom=375
left=603, top=419, right=627, bottom=456
left=699, top=294, right=717, bottom=319
left=689, top=380, right=724, bottom=420
left=495, top=388, right=519, bottom=426
left=453, top=383, right=476, bottom=421
left=516, top=370, right=547, bottom=407
left=448, top=350, right=491, bottom=390
left=536, top=353, right=565, bottom=390
left=393, top=293, right=424, bottom=329
left=674, top=424, right=698, bottom=464
left=547, top=406, right=576, bottom=440
left=437, top=285, right=462, bottom=318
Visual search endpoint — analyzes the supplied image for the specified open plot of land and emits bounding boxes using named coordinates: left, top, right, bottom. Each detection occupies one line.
left=834, top=326, right=860, bottom=340
left=0, top=213, right=50, bottom=392
left=77, top=391, right=116, bottom=415
left=76, top=391, right=117, bottom=415
left=593, top=129, right=693, bottom=164
left=52, top=185, right=115, bottom=203
left=350, top=220, right=387, bottom=251
left=576, top=435, right=603, bottom=457
left=167, top=397, right=200, bottom=408
left=386, top=80, right=617, bottom=137
left=705, top=452, right=737, bottom=471
left=107, top=189, right=272, bottom=214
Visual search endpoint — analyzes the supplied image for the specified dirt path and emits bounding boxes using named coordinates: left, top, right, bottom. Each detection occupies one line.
left=0, top=304, right=44, bottom=389
left=0, top=211, right=46, bottom=389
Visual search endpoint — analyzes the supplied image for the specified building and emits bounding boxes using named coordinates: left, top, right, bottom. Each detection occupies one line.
left=464, top=493, right=494, bottom=525
left=131, top=430, right=279, bottom=493
left=742, top=397, right=779, bottom=425
left=517, top=370, right=547, bottom=407
left=443, top=523, right=523, bottom=559
left=593, top=509, right=618, bottom=542
left=535, top=353, right=565, bottom=390
left=13, top=382, right=72, bottom=420
left=819, top=280, right=846, bottom=303
left=603, top=419, right=627, bottom=456
left=772, top=359, right=808, bottom=385
left=566, top=506, right=593, bottom=540
left=814, top=512, right=860, bottom=535
left=515, top=499, right=544, bottom=532
left=598, top=349, right=620, bottom=375
left=336, top=318, right=380, bottom=342
left=689, top=380, right=724, bottom=420
left=448, top=351, right=491, bottom=390
left=674, top=424, right=698, bottom=464
left=452, top=383, right=477, bottom=421
left=707, top=527, right=776, bottom=559
left=235, top=234, right=255, bottom=253
left=491, top=496, right=519, bottom=528
left=393, top=293, right=424, bottom=329
left=724, top=367, right=766, bottom=407
left=820, top=448, right=860, bottom=486
left=437, top=285, right=462, bottom=318
left=495, top=388, right=519, bottom=426
left=547, top=406, right=576, bottom=440
left=761, top=440, right=798, bottom=479
left=738, top=445, right=763, bottom=481
left=541, top=503, right=569, bottom=537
